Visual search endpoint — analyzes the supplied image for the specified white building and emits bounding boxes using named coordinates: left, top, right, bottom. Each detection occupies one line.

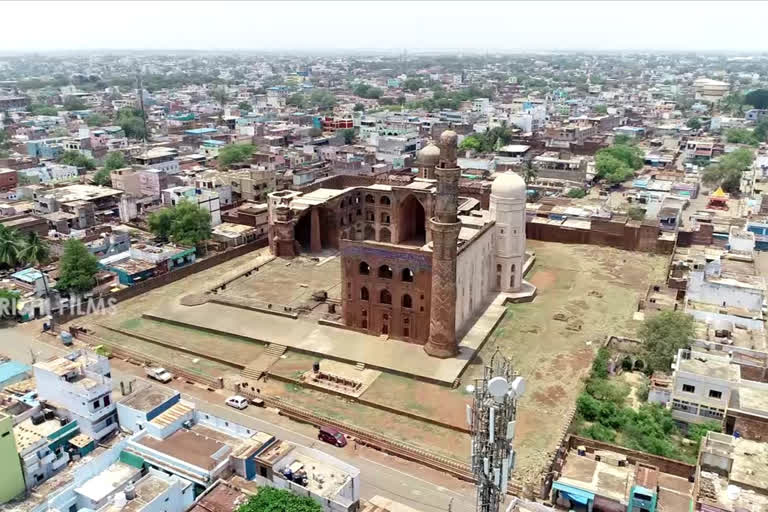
left=694, top=78, right=729, bottom=103
left=33, top=350, right=118, bottom=442
left=162, top=185, right=222, bottom=226
left=670, top=349, right=738, bottom=425
left=489, top=171, right=527, bottom=292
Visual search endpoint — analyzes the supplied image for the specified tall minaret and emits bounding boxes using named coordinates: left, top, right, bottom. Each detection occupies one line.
left=424, top=130, right=462, bottom=359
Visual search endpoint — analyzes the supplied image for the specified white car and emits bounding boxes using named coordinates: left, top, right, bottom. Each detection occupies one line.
left=225, top=395, right=249, bottom=410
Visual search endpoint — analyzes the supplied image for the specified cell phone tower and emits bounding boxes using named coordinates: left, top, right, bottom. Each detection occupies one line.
left=466, top=348, right=525, bottom=512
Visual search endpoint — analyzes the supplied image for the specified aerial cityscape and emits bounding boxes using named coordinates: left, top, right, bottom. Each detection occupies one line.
left=2, top=2, right=768, bottom=512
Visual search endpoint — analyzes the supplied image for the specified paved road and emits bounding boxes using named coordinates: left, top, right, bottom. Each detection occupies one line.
left=0, top=323, right=479, bottom=512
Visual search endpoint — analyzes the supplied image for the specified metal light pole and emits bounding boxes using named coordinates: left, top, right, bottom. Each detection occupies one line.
left=466, top=349, right=525, bottom=512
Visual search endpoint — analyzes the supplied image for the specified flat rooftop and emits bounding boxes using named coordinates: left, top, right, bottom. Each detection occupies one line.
left=137, top=427, right=233, bottom=470
left=677, top=351, right=740, bottom=382
left=700, top=437, right=768, bottom=510
left=14, top=416, right=70, bottom=452
left=106, top=474, right=171, bottom=512
left=278, top=450, right=352, bottom=499
left=119, top=384, right=177, bottom=413
left=556, top=451, right=631, bottom=504
left=188, top=480, right=248, bottom=512
left=75, top=461, right=141, bottom=503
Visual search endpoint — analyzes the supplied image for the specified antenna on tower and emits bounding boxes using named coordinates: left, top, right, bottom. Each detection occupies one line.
left=467, top=348, right=523, bottom=512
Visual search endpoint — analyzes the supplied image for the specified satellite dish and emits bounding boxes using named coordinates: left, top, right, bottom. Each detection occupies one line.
left=465, top=384, right=476, bottom=394
left=511, top=376, right=526, bottom=397
left=487, top=377, right=509, bottom=398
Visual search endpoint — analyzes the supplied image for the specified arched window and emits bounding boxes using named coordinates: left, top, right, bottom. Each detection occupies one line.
left=401, top=294, right=412, bottom=308
left=510, top=264, right=516, bottom=287
left=365, top=194, right=375, bottom=204
left=379, top=228, right=391, bottom=243
left=340, top=199, right=346, bottom=208
left=496, top=264, right=502, bottom=290
left=360, top=287, right=369, bottom=301
left=380, top=289, right=392, bottom=304
left=359, top=262, right=370, bottom=275
left=380, top=196, right=391, bottom=205
left=401, top=268, right=414, bottom=282
left=378, top=265, right=393, bottom=279
left=380, top=212, right=390, bottom=224
left=366, top=210, right=375, bottom=221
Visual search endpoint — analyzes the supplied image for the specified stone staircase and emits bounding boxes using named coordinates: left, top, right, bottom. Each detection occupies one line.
left=355, top=362, right=366, bottom=371
left=240, top=344, right=287, bottom=381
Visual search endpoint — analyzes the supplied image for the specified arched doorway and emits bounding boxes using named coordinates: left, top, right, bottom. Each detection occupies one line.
left=294, top=212, right=311, bottom=251
left=379, top=227, right=392, bottom=243
left=364, top=225, right=375, bottom=240
left=398, top=195, right=426, bottom=245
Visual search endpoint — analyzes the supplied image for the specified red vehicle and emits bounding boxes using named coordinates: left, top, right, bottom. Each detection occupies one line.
left=318, top=426, right=347, bottom=447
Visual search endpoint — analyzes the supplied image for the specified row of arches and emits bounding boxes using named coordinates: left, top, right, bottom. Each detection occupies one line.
left=359, top=262, right=414, bottom=282
left=365, top=194, right=391, bottom=205
left=495, top=263, right=517, bottom=289
left=359, top=287, right=413, bottom=308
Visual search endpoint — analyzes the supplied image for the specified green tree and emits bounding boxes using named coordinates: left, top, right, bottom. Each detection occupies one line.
left=745, top=89, right=768, bottom=110
left=754, top=119, right=768, bottom=143
left=459, top=135, right=483, bottom=152
left=56, top=239, right=100, bottom=294
left=86, top=113, right=109, bottom=127
left=238, top=101, right=251, bottom=112
left=149, top=200, right=211, bottom=247
left=29, top=103, right=58, bottom=116
left=638, top=311, right=694, bottom=374
left=567, top=188, right=587, bottom=198
left=17, top=232, right=49, bottom=266
left=148, top=208, right=173, bottom=242
left=594, top=104, right=608, bottom=115
left=522, top=160, right=537, bottom=185
left=686, top=118, right=702, bottom=130
left=116, top=107, right=146, bottom=140
left=63, top=97, right=87, bottom=111
left=0, top=226, right=20, bottom=267
left=354, top=84, right=383, bottom=99
left=92, top=168, right=111, bottom=186
left=286, top=93, right=306, bottom=108
left=403, top=77, right=425, bottom=92
left=218, top=143, right=257, bottom=169
left=339, top=128, right=355, bottom=144
left=725, top=127, right=759, bottom=146
left=103, top=151, right=126, bottom=171
left=58, top=150, right=96, bottom=170
left=236, top=487, right=322, bottom=512
left=309, top=90, right=336, bottom=111
left=353, top=103, right=365, bottom=112
left=595, top=142, right=643, bottom=184
left=702, top=148, right=755, bottom=193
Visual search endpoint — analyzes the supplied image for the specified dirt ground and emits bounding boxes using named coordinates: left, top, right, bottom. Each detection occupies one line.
left=71, top=240, right=668, bottom=476
left=458, top=240, right=668, bottom=481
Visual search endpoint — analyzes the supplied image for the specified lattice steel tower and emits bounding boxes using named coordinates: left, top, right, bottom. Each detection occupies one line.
left=466, top=349, right=525, bottom=512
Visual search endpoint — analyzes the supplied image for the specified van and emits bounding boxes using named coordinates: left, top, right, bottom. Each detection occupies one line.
left=318, top=426, right=347, bottom=447
left=225, top=395, right=249, bottom=410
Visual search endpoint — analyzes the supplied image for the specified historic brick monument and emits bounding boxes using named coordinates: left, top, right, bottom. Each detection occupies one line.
left=266, top=129, right=529, bottom=359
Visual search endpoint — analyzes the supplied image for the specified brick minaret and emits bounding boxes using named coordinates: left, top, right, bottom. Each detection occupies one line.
left=424, top=130, right=462, bottom=358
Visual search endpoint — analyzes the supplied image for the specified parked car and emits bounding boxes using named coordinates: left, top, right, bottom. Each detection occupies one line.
left=318, top=426, right=347, bottom=447
left=225, top=395, right=249, bottom=410
left=145, top=367, right=173, bottom=383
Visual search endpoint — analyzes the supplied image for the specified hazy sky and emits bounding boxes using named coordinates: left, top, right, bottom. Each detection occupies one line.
left=3, top=1, right=767, bottom=53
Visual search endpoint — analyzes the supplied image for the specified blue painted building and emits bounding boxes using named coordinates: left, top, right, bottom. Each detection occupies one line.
left=0, top=360, right=31, bottom=389
left=747, top=220, right=768, bottom=251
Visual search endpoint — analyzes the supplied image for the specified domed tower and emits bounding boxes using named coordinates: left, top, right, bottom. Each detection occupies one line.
left=416, top=143, right=440, bottom=180
left=424, top=130, right=462, bottom=359
left=490, top=171, right=527, bottom=292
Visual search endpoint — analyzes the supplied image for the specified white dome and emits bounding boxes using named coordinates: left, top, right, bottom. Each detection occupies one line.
left=417, top=144, right=440, bottom=166
left=491, top=171, right=526, bottom=200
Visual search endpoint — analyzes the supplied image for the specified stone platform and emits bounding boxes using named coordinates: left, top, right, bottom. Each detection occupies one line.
left=146, top=289, right=515, bottom=386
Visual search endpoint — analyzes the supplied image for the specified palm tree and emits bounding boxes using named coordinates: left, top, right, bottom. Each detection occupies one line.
left=0, top=226, right=20, bottom=268
left=522, top=159, right=538, bottom=185
left=18, top=232, right=49, bottom=266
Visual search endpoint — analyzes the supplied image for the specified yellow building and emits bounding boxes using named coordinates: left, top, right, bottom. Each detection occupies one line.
left=0, top=412, right=25, bottom=503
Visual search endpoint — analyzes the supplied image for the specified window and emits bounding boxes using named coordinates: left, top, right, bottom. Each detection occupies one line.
left=404, top=327, right=410, bottom=337
left=381, top=213, right=390, bottom=224
left=365, top=194, right=374, bottom=204
left=361, top=309, right=367, bottom=317
left=260, top=466, right=268, bottom=477
left=402, top=268, right=414, bottom=282
left=359, top=262, right=370, bottom=275
left=402, top=294, right=412, bottom=308
left=380, top=290, right=392, bottom=304
left=104, top=395, right=110, bottom=406
left=361, top=319, right=367, bottom=329
left=709, top=390, right=723, bottom=399
left=378, top=265, right=393, bottom=279
left=682, top=384, right=696, bottom=393
left=360, top=287, right=369, bottom=301
left=380, top=196, right=391, bottom=205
